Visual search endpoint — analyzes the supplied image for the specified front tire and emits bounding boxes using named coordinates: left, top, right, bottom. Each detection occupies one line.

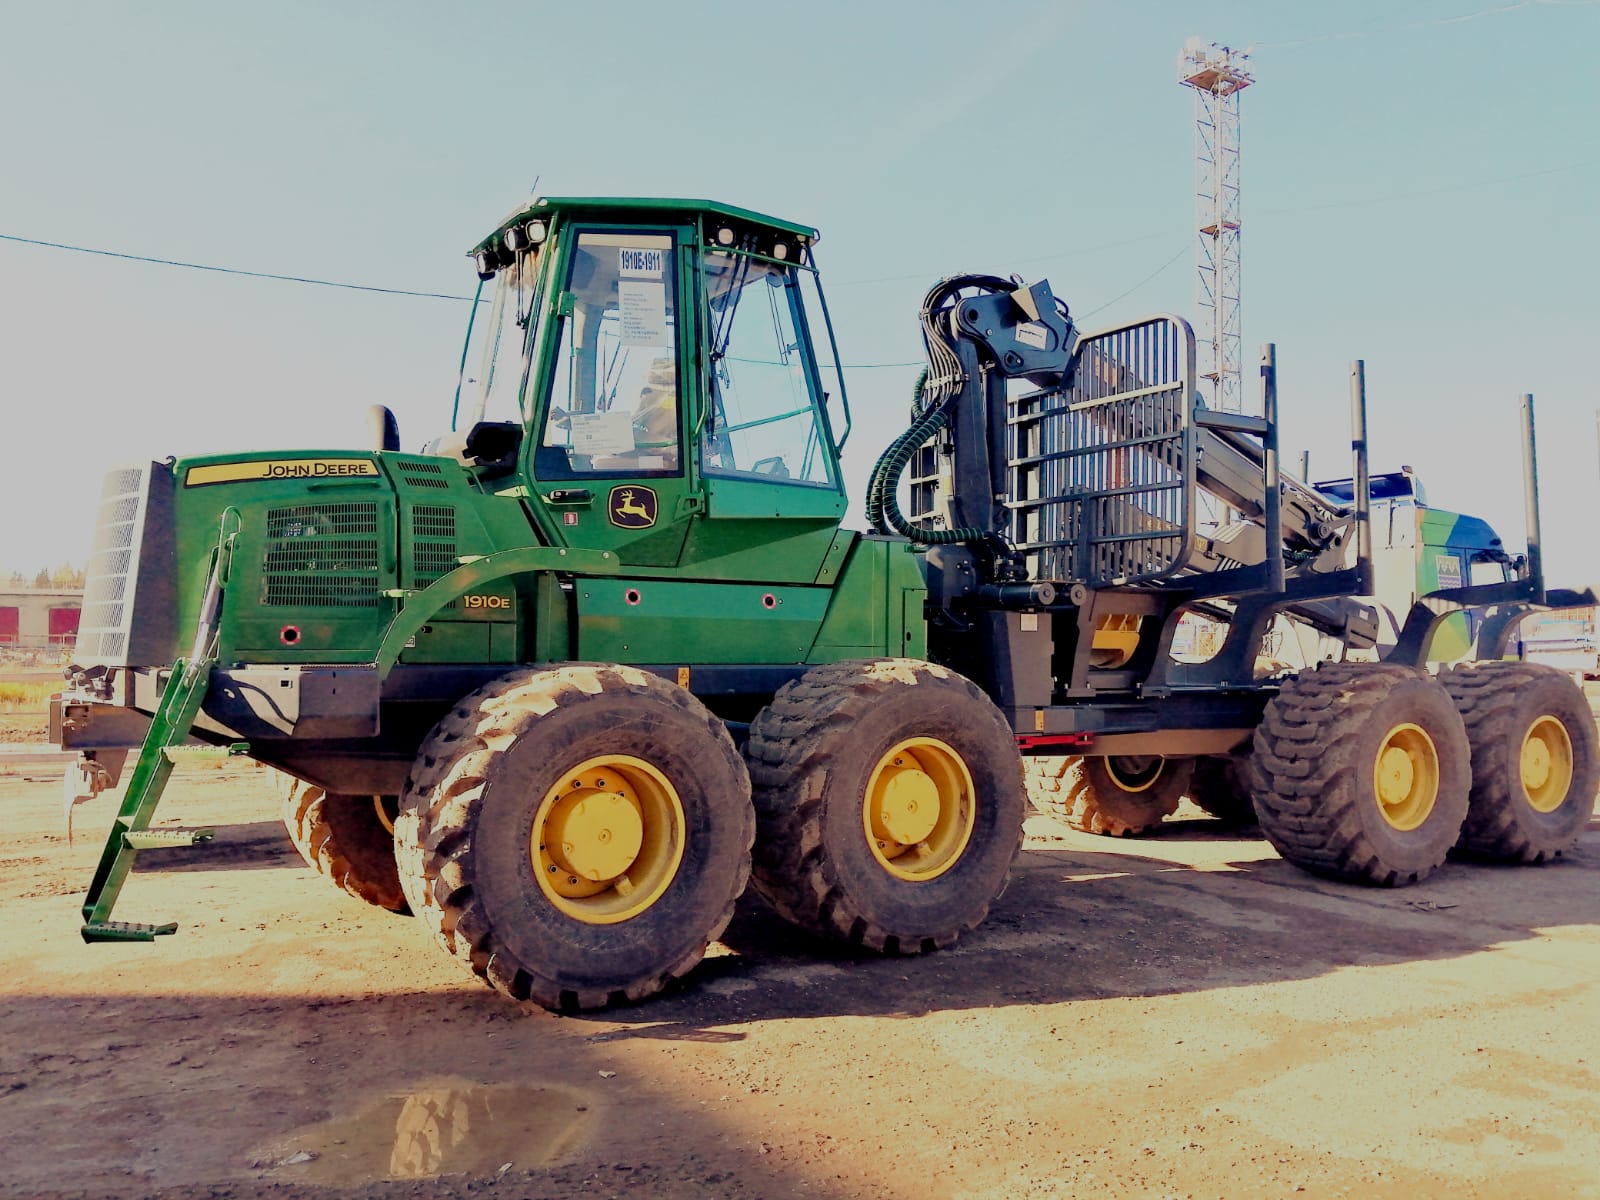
left=1441, top=660, right=1597, bottom=863
left=745, top=659, right=1025, bottom=954
left=1250, top=662, right=1470, bottom=886
left=395, top=665, right=753, bottom=1011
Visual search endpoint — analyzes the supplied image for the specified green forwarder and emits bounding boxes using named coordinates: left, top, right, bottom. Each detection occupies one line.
left=53, top=196, right=1598, bottom=1012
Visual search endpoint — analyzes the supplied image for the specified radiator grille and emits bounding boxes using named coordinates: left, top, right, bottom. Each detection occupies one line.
left=261, top=502, right=383, bottom=608
left=76, top=467, right=149, bottom=659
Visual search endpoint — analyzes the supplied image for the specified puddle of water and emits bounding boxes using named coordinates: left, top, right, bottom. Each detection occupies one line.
left=257, top=1079, right=596, bottom=1184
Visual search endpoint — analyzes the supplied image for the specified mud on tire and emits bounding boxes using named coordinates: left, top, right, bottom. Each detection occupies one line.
left=279, top=773, right=409, bottom=913
left=1440, top=660, right=1597, bottom=863
left=394, top=664, right=753, bottom=1012
left=745, top=659, right=1025, bottom=954
left=1250, top=662, right=1470, bottom=886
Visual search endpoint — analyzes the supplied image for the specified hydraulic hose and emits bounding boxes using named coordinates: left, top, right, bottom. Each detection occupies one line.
left=865, top=275, right=1017, bottom=546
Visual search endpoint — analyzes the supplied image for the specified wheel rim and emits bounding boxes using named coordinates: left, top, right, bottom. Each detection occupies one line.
left=1105, top=756, right=1164, bottom=793
left=863, top=738, right=976, bottom=881
left=530, top=755, right=686, bottom=924
left=372, top=795, right=396, bottom=835
left=1520, top=715, right=1573, bottom=813
left=1372, top=722, right=1439, bottom=831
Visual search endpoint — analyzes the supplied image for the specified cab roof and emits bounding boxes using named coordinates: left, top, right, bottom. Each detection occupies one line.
left=471, top=196, right=818, bottom=255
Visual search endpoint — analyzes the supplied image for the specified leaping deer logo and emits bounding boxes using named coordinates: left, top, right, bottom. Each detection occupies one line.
left=609, top=486, right=657, bottom=529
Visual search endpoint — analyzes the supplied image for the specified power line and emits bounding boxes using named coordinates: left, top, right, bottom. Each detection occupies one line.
left=0, top=232, right=477, bottom=302
left=1078, top=246, right=1191, bottom=320
left=0, top=227, right=1188, bottom=371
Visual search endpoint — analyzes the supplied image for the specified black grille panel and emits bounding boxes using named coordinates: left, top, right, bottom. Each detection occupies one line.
left=411, top=504, right=458, bottom=610
left=265, top=503, right=379, bottom=539
left=261, top=502, right=383, bottom=608
left=397, top=460, right=450, bottom=490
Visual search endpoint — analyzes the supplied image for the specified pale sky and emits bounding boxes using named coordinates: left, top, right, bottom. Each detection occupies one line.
left=2, top=1, right=1597, bottom=582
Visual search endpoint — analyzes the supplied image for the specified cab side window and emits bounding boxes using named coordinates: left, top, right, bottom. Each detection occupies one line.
left=539, top=232, right=681, bottom=478
left=701, top=252, right=834, bottom=486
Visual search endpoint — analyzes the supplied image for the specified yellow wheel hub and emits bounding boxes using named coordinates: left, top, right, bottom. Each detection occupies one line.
left=1520, top=715, right=1573, bottom=813
left=531, top=756, right=685, bottom=924
left=1105, top=756, right=1164, bottom=793
left=863, top=738, right=976, bottom=882
left=1373, top=722, right=1439, bottom=831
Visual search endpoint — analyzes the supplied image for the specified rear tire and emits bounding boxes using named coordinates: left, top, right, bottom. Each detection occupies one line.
left=1250, top=662, right=1470, bottom=886
left=745, top=659, right=1024, bottom=953
left=279, top=773, right=409, bottom=913
left=1440, top=660, right=1597, bottom=863
left=1040, top=756, right=1192, bottom=836
left=395, top=664, right=752, bottom=1011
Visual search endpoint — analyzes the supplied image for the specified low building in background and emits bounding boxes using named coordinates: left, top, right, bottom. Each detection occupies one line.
left=0, top=587, right=82, bottom=662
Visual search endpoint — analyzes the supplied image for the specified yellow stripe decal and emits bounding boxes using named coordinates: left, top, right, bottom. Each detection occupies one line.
left=184, top=459, right=380, bottom=487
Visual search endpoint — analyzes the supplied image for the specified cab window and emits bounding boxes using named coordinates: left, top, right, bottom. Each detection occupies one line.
left=701, top=251, right=834, bottom=486
left=538, top=232, right=680, bottom=478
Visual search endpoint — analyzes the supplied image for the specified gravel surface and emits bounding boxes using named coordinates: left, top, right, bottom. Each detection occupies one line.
left=2, top=759, right=1596, bottom=1199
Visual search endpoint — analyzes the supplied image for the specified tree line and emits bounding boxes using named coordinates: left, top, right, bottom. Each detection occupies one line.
left=5, top=564, right=87, bottom=589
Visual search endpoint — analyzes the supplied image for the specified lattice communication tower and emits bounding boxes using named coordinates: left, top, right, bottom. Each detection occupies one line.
left=1179, top=39, right=1254, bottom=413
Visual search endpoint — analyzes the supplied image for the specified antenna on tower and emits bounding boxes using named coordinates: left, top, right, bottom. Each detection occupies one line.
left=1179, top=38, right=1254, bottom=414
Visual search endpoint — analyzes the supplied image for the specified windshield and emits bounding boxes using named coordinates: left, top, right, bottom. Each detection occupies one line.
left=537, top=231, right=681, bottom=477
left=452, top=246, right=544, bottom=431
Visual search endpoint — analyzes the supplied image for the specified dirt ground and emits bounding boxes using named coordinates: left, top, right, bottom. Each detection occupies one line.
left=2, top=755, right=1597, bottom=1200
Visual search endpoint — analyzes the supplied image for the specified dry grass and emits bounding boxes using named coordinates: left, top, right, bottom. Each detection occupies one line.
left=0, top=681, right=56, bottom=712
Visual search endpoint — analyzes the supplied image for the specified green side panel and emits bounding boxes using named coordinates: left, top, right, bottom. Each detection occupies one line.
left=530, top=572, right=571, bottom=662
left=387, top=456, right=525, bottom=665
left=813, top=529, right=856, bottom=585
left=808, top=538, right=929, bottom=662
left=199, top=470, right=397, bottom=664
left=576, top=580, right=829, bottom=664
left=675, top=515, right=848, bottom=584
left=902, top=587, right=929, bottom=659
left=165, top=449, right=544, bottom=667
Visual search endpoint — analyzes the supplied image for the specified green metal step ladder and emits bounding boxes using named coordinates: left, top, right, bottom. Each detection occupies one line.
left=79, top=512, right=238, bottom=943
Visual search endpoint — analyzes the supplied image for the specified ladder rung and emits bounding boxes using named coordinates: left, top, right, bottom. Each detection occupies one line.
left=122, top=828, right=215, bottom=850
left=81, top=920, right=179, bottom=943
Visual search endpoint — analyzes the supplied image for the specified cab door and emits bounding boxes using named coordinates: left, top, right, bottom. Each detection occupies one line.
left=528, top=226, right=696, bottom=567
left=682, top=247, right=848, bottom=583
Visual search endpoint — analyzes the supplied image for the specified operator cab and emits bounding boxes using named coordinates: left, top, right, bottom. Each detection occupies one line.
left=445, top=198, right=851, bottom=571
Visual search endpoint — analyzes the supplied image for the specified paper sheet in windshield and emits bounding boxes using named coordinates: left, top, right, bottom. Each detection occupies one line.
left=569, top=411, right=636, bottom=456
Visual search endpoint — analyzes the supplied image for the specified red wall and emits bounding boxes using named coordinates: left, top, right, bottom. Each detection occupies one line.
left=0, top=607, right=17, bottom=644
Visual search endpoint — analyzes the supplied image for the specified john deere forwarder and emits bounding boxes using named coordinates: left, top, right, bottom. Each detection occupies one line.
left=54, top=197, right=1597, bottom=1011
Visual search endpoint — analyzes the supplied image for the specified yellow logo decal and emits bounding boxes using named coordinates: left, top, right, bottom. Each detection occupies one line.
left=609, top=485, right=658, bottom=529
left=184, top=458, right=379, bottom=487
left=462, top=594, right=512, bottom=610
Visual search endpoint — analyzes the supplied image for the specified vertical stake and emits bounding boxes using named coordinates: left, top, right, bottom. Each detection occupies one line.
left=1351, top=361, right=1372, bottom=594
left=1521, top=394, right=1545, bottom=604
left=1261, top=345, right=1284, bottom=594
